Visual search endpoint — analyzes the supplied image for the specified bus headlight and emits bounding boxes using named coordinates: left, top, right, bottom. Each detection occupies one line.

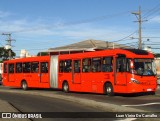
left=131, top=78, right=140, bottom=84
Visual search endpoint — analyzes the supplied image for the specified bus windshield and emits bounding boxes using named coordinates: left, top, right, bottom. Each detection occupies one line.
left=134, top=59, right=156, bottom=76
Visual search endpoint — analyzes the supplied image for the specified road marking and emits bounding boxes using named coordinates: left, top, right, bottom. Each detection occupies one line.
left=116, top=118, right=137, bottom=121
left=122, top=102, right=160, bottom=107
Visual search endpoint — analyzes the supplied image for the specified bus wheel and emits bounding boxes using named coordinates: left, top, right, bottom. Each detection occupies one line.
left=104, top=83, right=114, bottom=96
left=21, top=81, right=28, bottom=90
left=63, top=82, right=69, bottom=93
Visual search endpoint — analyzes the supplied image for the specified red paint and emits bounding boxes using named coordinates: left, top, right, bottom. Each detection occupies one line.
left=2, top=49, right=157, bottom=94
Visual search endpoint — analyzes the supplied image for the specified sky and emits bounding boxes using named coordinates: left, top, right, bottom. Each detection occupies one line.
left=0, top=0, right=160, bottom=56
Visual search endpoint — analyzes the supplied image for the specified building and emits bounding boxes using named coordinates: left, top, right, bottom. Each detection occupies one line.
left=40, top=39, right=160, bottom=74
left=20, top=49, right=31, bottom=58
left=41, top=39, right=133, bottom=55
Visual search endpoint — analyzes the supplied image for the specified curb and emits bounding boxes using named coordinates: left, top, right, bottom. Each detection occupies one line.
left=0, top=99, right=31, bottom=121
left=0, top=99, right=17, bottom=112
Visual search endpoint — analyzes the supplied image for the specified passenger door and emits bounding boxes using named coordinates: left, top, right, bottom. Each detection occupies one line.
left=73, top=60, right=81, bottom=84
left=31, top=62, right=40, bottom=85
left=40, top=62, right=49, bottom=83
left=115, top=55, right=127, bottom=85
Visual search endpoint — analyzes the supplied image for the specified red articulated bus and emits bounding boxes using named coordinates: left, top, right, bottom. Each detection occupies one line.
left=2, top=49, right=157, bottom=95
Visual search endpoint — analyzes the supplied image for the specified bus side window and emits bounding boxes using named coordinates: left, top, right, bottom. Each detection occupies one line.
left=31, top=62, right=39, bottom=73
left=82, top=58, right=91, bottom=72
left=59, top=60, right=64, bottom=73
left=74, top=60, right=81, bottom=73
left=4, top=63, right=7, bottom=73
left=102, top=57, right=113, bottom=72
left=23, top=62, right=31, bottom=73
left=64, top=60, right=72, bottom=73
left=16, top=63, right=22, bottom=73
left=41, top=62, right=48, bottom=73
left=92, top=57, right=101, bottom=72
left=9, top=63, right=14, bottom=73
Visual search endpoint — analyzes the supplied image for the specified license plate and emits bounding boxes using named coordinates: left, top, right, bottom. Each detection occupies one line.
left=147, top=88, right=152, bottom=91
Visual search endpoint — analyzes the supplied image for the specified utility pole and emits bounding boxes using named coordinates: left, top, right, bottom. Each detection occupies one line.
left=132, top=6, right=142, bottom=49
left=2, top=33, right=15, bottom=60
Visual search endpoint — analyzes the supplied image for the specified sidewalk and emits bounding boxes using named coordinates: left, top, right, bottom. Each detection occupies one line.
left=0, top=99, right=30, bottom=121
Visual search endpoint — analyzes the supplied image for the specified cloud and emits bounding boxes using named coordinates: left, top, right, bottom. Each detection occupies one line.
left=54, top=24, right=135, bottom=42
left=0, top=11, right=140, bottom=55
left=0, top=16, right=138, bottom=49
left=0, top=10, right=159, bottom=55
left=0, top=11, right=11, bottom=18
left=0, top=10, right=135, bottom=42
left=148, top=16, right=160, bottom=23
left=0, top=18, right=56, bottom=35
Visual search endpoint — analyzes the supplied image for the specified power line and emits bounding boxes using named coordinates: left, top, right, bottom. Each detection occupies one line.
left=151, top=48, right=160, bottom=49
left=142, top=37, right=160, bottom=38
left=3, top=8, right=159, bottom=53
left=8, top=11, right=130, bottom=34
left=142, top=3, right=160, bottom=19
left=141, top=3, right=160, bottom=24
left=61, top=11, right=129, bottom=26
left=144, top=44, right=160, bottom=45
left=111, top=30, right=138, bottom=43
left=145, top=42, right=160, bottom=44
left=145, top=14, right=160, bottom=22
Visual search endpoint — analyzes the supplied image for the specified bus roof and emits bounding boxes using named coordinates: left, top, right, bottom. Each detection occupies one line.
left=58, top=48, right=154, bottom=59
left=3, top=49, right=154, bottom=63
left=124, top=49, right=149, bottom=55
left=3, top=56, right=50, bottom=63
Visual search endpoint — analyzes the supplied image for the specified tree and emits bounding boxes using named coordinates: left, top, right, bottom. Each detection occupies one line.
left=0, top=47, right=16, bottom=62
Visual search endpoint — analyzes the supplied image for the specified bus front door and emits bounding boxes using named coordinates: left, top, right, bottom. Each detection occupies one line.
left=73, top=60, right=81, bottom=84
left=115, top=56, right=127, bottom=86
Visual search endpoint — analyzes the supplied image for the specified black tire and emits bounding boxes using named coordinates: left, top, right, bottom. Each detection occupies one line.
left=150, top=91, right=155, bottom=95
left=104, top=83, right=114, bottom=96
left=21, top=81, right=28, bottom=90
left=62, top=82, right=69, bottom=93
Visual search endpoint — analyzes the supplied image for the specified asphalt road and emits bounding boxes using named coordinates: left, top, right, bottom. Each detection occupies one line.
left=0, top=86, right=159, bottom=121
left=0, top=91, right=116, bottom=121
left=63, top=89, right=160, bottom=112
